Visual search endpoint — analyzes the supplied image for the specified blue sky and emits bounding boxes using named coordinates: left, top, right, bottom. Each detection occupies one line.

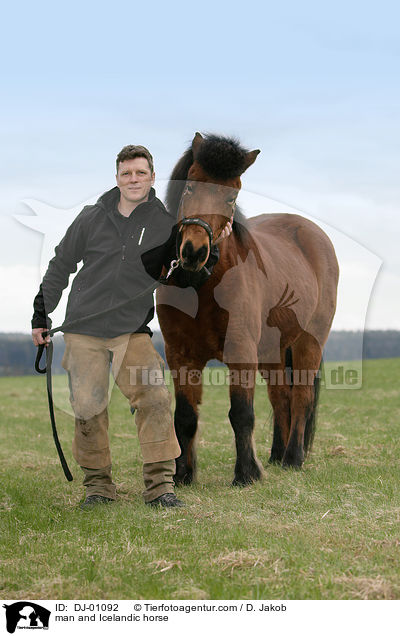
left=1, top=0, right=399, bottom=331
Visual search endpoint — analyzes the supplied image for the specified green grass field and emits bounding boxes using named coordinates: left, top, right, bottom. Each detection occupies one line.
left=0, top=359, right=399, bottom=600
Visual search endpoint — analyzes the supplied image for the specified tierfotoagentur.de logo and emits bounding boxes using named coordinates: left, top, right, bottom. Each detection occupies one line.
left=2, top=602, right=51, bottom=633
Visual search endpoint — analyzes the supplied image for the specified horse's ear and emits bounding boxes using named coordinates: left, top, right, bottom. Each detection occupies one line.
left=242, top=149, right=261, bottom=172
left=192, top=132, right=204, bottom=158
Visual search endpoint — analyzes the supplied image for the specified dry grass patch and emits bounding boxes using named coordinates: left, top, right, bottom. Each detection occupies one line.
left=211, top=549, right=280, bottom=576
left=333, top=574, right=397, bottom=599
left=149, top=560, right=182, bottom=574
left=329, top=445, right=346, bottom=456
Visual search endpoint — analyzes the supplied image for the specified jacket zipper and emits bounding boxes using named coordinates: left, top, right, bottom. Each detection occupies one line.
left=104, top=215, right=141, bottom=330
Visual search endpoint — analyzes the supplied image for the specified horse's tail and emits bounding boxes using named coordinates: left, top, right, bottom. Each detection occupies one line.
left=303, top=361, right=322, bottom=456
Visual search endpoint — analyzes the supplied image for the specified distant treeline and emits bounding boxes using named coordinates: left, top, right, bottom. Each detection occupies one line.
left=1, top=330, right=399, bottom=377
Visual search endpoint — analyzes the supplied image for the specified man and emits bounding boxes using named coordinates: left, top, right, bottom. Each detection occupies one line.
left=32, top=145, right=184, bottom=509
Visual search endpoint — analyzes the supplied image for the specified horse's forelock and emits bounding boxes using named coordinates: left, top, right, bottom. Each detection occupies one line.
left=166, top=134, right=251, bottom=243
left=196, top=134, right=249, bottom=179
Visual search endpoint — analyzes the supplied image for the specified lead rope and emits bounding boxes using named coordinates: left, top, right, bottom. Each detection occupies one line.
left=35, top=340, right=73, bottom=481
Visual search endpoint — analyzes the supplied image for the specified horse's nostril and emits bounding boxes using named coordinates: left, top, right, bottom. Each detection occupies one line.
left=182, top=241, right=208, bottom=264
left=181, top=241, right=195, bottom=261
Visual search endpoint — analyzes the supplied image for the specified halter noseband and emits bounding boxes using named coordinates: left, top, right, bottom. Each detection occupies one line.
left=178, top=201, right=235, bottom=248
left=179, top=217, right=214, bottom=245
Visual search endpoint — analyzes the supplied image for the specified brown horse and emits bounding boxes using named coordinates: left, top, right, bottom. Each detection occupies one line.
left=157, top=133, right=339, bottom=485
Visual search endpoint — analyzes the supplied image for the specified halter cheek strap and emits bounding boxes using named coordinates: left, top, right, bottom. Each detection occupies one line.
left=213, top=209, right=234, bottom=244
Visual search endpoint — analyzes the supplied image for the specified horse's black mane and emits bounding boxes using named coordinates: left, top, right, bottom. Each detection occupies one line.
left=165, top=134, right=250, bottom=243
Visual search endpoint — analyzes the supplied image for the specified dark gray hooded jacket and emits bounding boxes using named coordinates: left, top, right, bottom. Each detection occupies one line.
left=31, top=186, right=177, bottom=338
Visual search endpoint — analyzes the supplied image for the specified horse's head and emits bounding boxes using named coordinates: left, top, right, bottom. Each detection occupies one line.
left=177, top=133, right=260, bottom=271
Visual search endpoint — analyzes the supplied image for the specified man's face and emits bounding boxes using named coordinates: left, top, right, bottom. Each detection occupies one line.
left=116, top=157, right=155, bottom=208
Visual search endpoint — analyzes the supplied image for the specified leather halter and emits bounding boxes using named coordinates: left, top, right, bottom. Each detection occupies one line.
left=173, top=196, right=235, bottom=276
left=179, top=217, right=214, bottom=246
left=178, top=202, right=235, bottom=249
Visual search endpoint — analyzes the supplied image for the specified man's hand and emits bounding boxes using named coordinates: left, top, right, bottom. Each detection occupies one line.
left=32, top=328, right=50, bottom=347
left=214, top=214, right=233, bottom=245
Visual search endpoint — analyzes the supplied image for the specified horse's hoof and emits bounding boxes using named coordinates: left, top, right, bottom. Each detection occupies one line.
left=174, top=472, right=194, bottom=486
left=282, top=446, right=304, bottom=469
left=281, top=457, right=303, bottom=470
left=231, top=478, right=253, bottom=488
left=268, top=456, right=282, bottom=465
left=231, top=470, right=262, bottom=487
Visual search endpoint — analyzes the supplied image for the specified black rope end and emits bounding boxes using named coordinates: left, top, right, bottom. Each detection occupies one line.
left=34, top=344, right=47, bottom=374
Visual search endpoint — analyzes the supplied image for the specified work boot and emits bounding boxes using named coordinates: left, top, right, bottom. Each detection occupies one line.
left=146, top=493, right=184, bottom=508
left=79, top=494, right=114, bottom=510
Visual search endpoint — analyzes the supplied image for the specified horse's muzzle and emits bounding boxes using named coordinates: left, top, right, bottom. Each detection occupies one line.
left=180, top=241, right=209, bottom=271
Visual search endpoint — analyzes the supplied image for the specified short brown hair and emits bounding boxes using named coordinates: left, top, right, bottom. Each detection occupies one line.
left=116, top=145, right=154, bottom=174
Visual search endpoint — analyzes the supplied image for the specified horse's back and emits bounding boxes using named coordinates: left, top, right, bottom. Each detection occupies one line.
left=248, top=213, right=338, bottom=279
left=249, top=213, right=335, bottom=256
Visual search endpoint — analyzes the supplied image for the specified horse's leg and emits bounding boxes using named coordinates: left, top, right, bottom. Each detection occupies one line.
left=171, top=362, right=205, bottom=485
left=259, top=352, right=293, bottom=464
left=282, top=335, right=322, bottom=468
left=228, top=364, right=263, bottom=486
left=267, top=382, right=292, bottom=464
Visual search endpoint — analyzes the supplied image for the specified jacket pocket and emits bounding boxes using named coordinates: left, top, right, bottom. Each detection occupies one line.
left=67, top=275, right=87, bottom=313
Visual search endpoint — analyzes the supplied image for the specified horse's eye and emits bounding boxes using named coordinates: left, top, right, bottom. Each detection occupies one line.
left=226, top=198, right=236, bottom=205
left=185, top=184, right=193, bottom=194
